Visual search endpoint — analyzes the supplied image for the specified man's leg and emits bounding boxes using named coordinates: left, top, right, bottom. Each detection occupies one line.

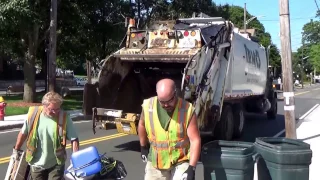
left=30, top=166, right=48, bottom=180
left=48, top=164, right=65, bottom=180
left=171, top=162, right=190, bottom=180
left=144, top=161, right=171, bottom=180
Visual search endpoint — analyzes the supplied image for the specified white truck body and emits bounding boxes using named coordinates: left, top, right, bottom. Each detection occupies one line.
left=225, top=31, right=268, bottom=98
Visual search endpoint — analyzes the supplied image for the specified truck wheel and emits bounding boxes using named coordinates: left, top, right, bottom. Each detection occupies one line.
left=267, top=96, right=277, bottom=119
left=214, top=105, right=234, bottom=140
left=233, top=104, right=245, bottom=138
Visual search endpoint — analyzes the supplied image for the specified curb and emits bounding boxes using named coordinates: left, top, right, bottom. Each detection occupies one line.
left=0, top=123, right=23, bottom=131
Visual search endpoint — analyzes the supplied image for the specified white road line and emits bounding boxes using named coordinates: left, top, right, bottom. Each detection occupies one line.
left=273, top=104, right=320, bottom=137
left=0, top=129, right=20, bottom=134
left=0, top=120, right=91, bottom=134
left=298, top=104, right=319, bottom=120
left=73, top=120, right=91, bottom=124
left=273, top=129, right=285, bottom=138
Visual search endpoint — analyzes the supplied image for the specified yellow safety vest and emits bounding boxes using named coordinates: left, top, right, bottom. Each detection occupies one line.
left=25, top=106, right=67, bottom=165
left=142, top=96, right=194, bottom=170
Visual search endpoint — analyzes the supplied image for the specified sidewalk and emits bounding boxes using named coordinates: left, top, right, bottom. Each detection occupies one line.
left=296, top=104, right=320, bottom=180
left=0, top=110, right=91, bottom=131
left=253, top=104, right=320, bottom=180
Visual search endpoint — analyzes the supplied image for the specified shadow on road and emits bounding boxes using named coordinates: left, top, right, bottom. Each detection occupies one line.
left=202, top=114, right=285, bottom=145
left=239, top=114, right=285, bottom=142
left=277, top=98, right=284, bottom=102
left=113, top=140, right=141, bottom=152
left=112, top=113, right=285, bottom=155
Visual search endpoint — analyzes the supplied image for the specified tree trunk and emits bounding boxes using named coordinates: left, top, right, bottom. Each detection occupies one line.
left=23, top=25, right=39, bottom=103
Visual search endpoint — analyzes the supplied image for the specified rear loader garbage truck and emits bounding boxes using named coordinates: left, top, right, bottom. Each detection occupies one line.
left=84, top=13, right=277, bottom=140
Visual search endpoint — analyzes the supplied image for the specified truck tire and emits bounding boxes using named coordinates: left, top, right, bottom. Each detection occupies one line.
left=267, top=96, right=277, bottom=120
left=214, top=105, right=234, bottom=140
left=233, top=104, right=245, bottom=138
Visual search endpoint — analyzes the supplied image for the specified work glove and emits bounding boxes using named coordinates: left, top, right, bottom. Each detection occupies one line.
left=12, top=147, right=23, bottom=161
left=140, top=146, right=149, bottom=163
left=181, top=165, right=196, bottom=180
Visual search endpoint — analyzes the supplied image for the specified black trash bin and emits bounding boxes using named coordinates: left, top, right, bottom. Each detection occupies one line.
left=254, top=137, right=312, bottom=180
left=201, top=140, right=257, bottom=180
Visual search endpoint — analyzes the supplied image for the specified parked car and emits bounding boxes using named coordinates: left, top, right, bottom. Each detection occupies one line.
left=75, top=77, right=87, bottom=86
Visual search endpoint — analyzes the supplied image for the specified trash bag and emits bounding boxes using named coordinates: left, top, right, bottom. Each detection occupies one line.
left=98, top=156, right=127, bottom=179
left=64, top=154, right=127, bottom=180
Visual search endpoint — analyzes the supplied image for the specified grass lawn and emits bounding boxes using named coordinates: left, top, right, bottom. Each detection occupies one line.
left=74, top=75, right=87, bottom=78
left=3, top=92, right=83, bottom=116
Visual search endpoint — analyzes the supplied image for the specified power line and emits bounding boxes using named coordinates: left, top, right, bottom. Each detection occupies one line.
left=314, top=0, right=320, bottom=11
left=260, top=16, right=317, bottom=21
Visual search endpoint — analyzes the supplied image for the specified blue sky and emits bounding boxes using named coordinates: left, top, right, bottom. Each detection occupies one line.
left=215, top=0, right=319, bottom=52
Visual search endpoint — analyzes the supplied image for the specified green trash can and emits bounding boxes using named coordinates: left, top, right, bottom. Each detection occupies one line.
left=254, top=137, right=312, bottom=180
left=201, top=140, right=257, bottom=180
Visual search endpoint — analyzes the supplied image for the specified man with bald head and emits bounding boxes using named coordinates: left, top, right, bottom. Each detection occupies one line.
left=138, top=78, right=201, bottom=180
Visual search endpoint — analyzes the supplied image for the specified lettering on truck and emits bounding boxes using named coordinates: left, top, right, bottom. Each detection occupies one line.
left=244, top=44, right=261, bottom=83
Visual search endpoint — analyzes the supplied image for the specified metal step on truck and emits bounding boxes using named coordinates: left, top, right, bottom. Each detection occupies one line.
left=83, top=13, right=277, bottom=141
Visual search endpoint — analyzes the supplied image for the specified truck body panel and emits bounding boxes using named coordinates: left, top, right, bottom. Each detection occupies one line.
left=225, top=32, right=268, bottom=97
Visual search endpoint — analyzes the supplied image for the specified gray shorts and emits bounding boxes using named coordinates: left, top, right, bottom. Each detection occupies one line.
left=144, top=161, right=189, bottom=180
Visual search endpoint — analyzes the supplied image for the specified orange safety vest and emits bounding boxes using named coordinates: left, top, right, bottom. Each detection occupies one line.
left=142, top=96, right=194, bottom=169
left=25, top=106, right=67, bottom=165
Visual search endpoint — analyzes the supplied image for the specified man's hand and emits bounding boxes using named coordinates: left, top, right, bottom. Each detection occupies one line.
left=71, top=138, right=79, bottom=152
left=12, top=147, right=23, bottom=161
left=181, top=165, right=196, bottom=180
left=141, top=146, right=149, bottom=163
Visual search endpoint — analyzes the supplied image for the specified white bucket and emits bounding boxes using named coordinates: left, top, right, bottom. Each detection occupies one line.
left=64, top=165, right=96, bottom=180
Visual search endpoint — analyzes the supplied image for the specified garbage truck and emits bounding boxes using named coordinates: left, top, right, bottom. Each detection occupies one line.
left=84, top=13, right=277, bottom=140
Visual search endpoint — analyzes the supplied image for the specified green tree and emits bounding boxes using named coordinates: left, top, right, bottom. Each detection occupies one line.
left=0, top=0, right=50, bottom=102
left=216, top=4, right=280, bottom=75
left=309, top=44, right=320, bottom=72
left=302, top=19, right=320, bottom=44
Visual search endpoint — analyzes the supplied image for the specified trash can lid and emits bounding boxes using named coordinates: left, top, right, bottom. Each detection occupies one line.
left=0, top=96, right=4, bottom=103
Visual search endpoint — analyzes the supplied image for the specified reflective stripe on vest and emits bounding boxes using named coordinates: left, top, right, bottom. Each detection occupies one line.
left=143, top=96, right=193, bottom=169
left=25, top=106, right=67, bottom=164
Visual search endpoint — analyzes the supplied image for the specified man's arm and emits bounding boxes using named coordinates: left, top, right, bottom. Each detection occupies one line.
left=66, top=115, right=79, bottom=152
left=187, top=113, right=201, bottom=167
left=138, top=111, right=148, bottom=147
left=14, top=120, right=28, bottom=150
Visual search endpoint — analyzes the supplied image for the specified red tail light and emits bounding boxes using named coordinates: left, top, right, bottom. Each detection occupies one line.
left=184, top=31, right=189, bottom=36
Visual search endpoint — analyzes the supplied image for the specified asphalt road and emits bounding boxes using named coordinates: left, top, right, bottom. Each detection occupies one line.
left=0, top=87, right=319, bottom=179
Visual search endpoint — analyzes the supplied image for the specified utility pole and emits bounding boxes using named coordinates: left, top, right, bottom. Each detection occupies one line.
left=279, top=0, right=297, bottom=139
left=244, top=3, right=247, bottom=33
left=86, top=60, right=92, bottom=84
left=314, top=68, right=316, bottom=84
left=48, top=0, right=57, bottom=92
left=301, top=42, right=304, bottom=88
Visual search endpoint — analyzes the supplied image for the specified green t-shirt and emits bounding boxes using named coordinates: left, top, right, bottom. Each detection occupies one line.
left=21, top=112, right=78, bottom=169
left=157, top=101, right=172, bottom=130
